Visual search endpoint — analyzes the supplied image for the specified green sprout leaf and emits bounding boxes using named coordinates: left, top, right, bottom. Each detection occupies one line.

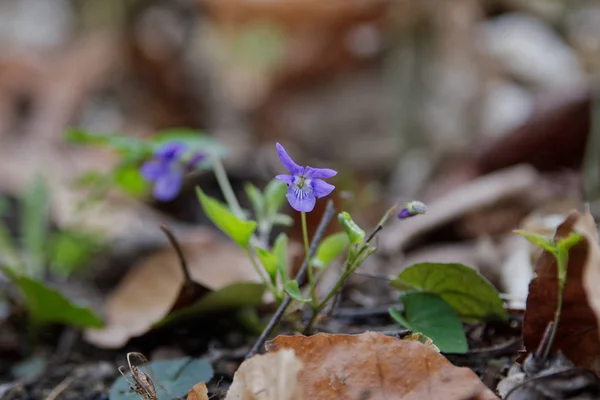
left=283, top=280, right=311, bottom=303
left=113, top=164, right=150, bottom=197
left=338, top=212, right=365, bottom=245
left=65, top=129, right=145, bottom=157
left=3, top=268, right=103, bottom=328
left=514, top=230, right=557, bottom=254
left=196, top=187, right=257, bottom=248
left=264, top=179, right=288, bottom=216
left=244, top=183, right=266, bottom=219
left=154, top=282, right=265, bottom=328
left=390, top=292, right=468, bottom=354
left=391, top=262, right=507, bottom=323
left=21, top=176, right=50, bottom=279
left=272, top=233, right=288, bottom=283
left=255, top=247, right=278, bottom=284
left=110, top=357, right=213, bottom=400
left=272, top=213, right=294, bottom=227
left=313, top=232, right=349, bottom=269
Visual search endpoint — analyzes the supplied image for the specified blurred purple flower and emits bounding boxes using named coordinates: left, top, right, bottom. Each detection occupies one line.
left=275, top=142, right=337, bottom=213
left=397, top=201, right=427, bottom=219
left=141, top=142, right=204, bottom=201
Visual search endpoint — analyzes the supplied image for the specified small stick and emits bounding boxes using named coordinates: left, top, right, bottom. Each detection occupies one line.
left=246, top=200, right=337, bottom=359
left=160, top=225, right=193, bottom=284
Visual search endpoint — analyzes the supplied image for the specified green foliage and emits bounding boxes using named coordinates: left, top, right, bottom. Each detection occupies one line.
left=255, top=247, right=279, bottom=284
left=3, top=267, right=103, bottom=328
left=21, top=176, right=50, bottom=278
left=515, top=229, right=584, bottom=285
left=65, top=128, right=225, bottom=197
left=48, top=229, right=105, bottom=278
left=110, top=357, right=214, bottom=400
left=283, top=280, right=311, bottom=303
left=338, top=212, right=365, bottom=245
left=313, top=232, right=349, bottom=269
left=196, top=187, right=257, bottom=249
left=154, top=282, right=265, bottom=328
left=272, top=233, right=289, bottom=283
left=391, top=262, right=507, bottom=323
left=389, top=292, right=468, bottom=354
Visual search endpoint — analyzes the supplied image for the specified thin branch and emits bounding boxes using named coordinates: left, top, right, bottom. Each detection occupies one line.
left=160, top=225, right=192, bottom=285
left=246, top=200, right=337, bottom=359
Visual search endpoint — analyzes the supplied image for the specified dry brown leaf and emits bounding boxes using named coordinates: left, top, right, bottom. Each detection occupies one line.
left=225, top=349, right=304, bottom=400
left=380, top=165, right=544, bottom=254
left=84, top=228, right=263, bottom=348
left=265, top=332, right=498, bottom=400
left=522, top=210, right=600, bottom=375
left=188, top=382, right=209, bottom=400
left=576, top=210, right=600, bottom=340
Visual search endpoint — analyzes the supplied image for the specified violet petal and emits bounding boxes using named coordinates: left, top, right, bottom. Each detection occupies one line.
left=286, top=190, right=316, bottom=213
left=304, top=166, right=337, bottom=179
left=153, top=170, right=183, bottom=201
left=311, top=179, right=335, bottom=198
left=276, top=142, right=303, bottom=175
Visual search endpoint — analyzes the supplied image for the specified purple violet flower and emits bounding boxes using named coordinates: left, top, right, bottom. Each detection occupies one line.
left=140, top=142, right=205, bottom=201
left=275, top=142, right=337, bottom=213
left=397, top=201, right=427, bottom=219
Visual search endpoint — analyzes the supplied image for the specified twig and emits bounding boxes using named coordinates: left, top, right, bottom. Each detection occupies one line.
left=45, top=376, right=74, bottom=400
left=246, top=200, right=337, bottom=359
left=160, top=225, right=192, bottom=284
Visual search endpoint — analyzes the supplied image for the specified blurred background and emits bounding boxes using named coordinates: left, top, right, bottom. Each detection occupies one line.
left=0, top=1, right=599, bottom=291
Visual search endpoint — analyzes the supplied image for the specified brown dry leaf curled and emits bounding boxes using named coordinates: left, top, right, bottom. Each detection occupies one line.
left=188, top=382, right=209, bottom=400
left=577, top=210, right=600, bottom=340
left=84, top=228, right=263, bottom=348
left=225, top=349, right=304, bottom=400
left=264, top=332, right=498, bottom=400
left=522, top=210, right=600, bottom=375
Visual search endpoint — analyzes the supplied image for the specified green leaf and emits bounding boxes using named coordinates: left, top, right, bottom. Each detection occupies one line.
left=3, top=268, right=103, bottom=328
left=313, top=232, right=349, bottom=268
left=255, top=247, right=278, bottom=284
left=151, top=128, right=227, bottom=158
left=49, top=230, right=104, bottom=278
left=390, top=292, right=468, bottom=353
left=272, top=233, right=288, bottom=283
left=110, top=357, right=213, bottom=400
left=338, top=212, right=365, bottom=244
left=154, top=282, right=265, bottom=328
left=245, top=183, right=266, bottom=219
left=65, top=129, right=146, bottom=157
left=514, top=230, right=557, bottom=253
left=272, top=213, right=294, bottom=227
left=113, top=164, right=150, bottom=197
left=283, top=280, right=311, bottom=303
left=264, top=179, right=288, bottom=216
left=391, top=262, right=507, bottom=322
left=196, top=187, right=257, bottom=248
left=20, top=177, right=50, bottom=279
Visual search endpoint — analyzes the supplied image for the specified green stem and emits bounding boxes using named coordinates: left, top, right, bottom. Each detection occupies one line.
left=301, top=212, right=318, bottom=309
left=212, top=156, right=245, bottom=219
left=543, top=280, right=565, bottom=361
left=246, top=248, right=277, bottom=297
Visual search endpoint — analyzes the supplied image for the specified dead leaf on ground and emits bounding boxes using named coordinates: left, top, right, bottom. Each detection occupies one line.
left=577, top=210, right=600, bottom=341
left=188, top=382, right=209, bottom=400
left=381, top=165, right=545, bottom=254
left=262, top=331, right=498, bottom=400
left=522, top=210, right=600, bottom=375
left=84, top=228, right=264, bottom=348
left=225, top=349, right=304, bottom=400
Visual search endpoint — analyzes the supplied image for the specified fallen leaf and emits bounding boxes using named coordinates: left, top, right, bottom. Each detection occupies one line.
left=264, top=332, right=498, bottom=400
left=522, top=210, right=600, bottom=375
left=84, top=228, right=265, bottom=348
left=188, top=382, right=209, bottom=400
left=225, top=349, right=304, bottom=400
left=577, top=209, right=600, bottom=341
